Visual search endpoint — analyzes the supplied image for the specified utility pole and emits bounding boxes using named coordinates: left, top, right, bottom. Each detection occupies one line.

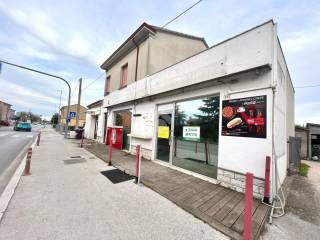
left=0, top=59, right=71, bottom=138
left=57, top=90, right=62, bottom=132
left=76, top=78, right=82, bottom=129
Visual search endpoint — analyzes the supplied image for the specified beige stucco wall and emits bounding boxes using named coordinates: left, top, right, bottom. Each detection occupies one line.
left=107, top=39, right=149, bottom=92
left=148, top=31, right=207, bottom=75
left=0, top=101, right=11, bottom=121
left=106, top=31, right=207, bottom=93
left=60, top=104, right=87, bottom=127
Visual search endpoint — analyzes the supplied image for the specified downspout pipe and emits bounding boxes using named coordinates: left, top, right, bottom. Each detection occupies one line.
left=132, top=38, right=139, bottom=82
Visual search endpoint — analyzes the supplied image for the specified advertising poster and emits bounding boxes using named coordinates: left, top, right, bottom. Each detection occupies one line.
left=221, top=95, right=267, bottom=138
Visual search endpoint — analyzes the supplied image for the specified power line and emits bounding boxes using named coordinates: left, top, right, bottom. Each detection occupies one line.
left=82, top=72, right=105, bottom=92
left=162, top=0, right=203, bottom=28
left=295, top=84, right=320, bottom=89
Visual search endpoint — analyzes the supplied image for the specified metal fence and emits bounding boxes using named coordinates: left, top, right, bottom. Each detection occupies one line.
left=288, top=136, right=302, bottom=175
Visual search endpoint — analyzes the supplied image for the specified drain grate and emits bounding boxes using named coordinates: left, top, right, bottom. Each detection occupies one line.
left=100, top=169, right=134, bottom=184
left=63, top=158, right=86, bottom=164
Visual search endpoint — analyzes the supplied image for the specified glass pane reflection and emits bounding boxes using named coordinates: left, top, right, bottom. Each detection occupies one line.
left=173, top=96, right=219, bottom=178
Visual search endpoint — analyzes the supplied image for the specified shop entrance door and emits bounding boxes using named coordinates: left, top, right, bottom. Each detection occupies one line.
left=156, top=113, right=172, bottom=162
left=156, top=104, right=174, bottom=162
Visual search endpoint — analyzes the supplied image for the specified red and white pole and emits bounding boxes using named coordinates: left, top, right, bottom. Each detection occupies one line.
left=243, top=172, right=253, bottom=240
left=263, top=156, right=271, bottom=203
left=23, top=147, right=32, bottom=176
left=135, top=145, right=141, bottom=184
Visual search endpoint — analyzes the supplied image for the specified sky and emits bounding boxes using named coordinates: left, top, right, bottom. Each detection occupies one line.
left=0, top=0, right=319, bottom=123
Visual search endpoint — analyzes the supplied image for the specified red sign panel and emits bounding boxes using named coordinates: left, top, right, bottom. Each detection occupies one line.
left=106, top=127, right=123, bottom=149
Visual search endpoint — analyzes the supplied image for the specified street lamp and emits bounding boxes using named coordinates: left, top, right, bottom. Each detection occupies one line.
left=0, top=59, right=71, bottom=138
left=57, top=89, right=62, bottom=132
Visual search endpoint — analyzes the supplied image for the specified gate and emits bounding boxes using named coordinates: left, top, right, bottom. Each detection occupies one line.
left=288, top=136, right=302, bottom=175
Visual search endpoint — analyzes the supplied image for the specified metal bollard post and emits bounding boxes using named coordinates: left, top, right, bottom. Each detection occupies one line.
left=36, top=132, right=41, bottom=146
left=23, top=148, right=32, bottom=176
left=243, top=172, right=253, bottom=240
left=108, top=142, right=112, bottom=166
left=80, top=130, right=84, bottom=148
left=135, top=145, right=141, bottom=184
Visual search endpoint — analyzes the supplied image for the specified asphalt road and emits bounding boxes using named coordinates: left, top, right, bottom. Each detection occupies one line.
left=0, top=124, right=42, bottom=195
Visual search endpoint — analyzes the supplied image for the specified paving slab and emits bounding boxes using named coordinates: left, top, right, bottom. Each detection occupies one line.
left=84, top=139, right=270, bottom=240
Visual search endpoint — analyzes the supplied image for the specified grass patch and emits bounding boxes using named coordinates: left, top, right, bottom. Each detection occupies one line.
left=299, top=163, right=310, bottom=177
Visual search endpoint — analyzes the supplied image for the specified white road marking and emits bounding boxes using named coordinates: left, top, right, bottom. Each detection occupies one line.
left=0, top=133, right=9, bottom=137
left=11, top=135, right=20, bottom=138
left=26, top=135, right=33, bottom=138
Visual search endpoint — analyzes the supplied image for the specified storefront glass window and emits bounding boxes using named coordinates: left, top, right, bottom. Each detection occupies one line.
left=114, top=110, right=132, bottom=150
left=173, top=96, right=219, bottom=178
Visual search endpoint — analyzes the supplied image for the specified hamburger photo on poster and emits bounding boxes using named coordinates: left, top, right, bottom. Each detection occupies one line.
left=221, top=95, right=267, bottom=138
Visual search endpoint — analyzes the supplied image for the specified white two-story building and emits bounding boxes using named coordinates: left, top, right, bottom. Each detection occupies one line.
left=99, top=20, right=294, bottom=198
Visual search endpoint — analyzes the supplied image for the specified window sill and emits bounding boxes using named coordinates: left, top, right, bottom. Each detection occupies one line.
left=119, top=85, right=127, bottom=90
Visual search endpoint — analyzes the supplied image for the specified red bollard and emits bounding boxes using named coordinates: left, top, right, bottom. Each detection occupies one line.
left=243, top=172, right=253, bottom=240
left=135, top=145, right=141, bottom=183
left=108, top=142, right=112, bottom=166
left=263, top=156, right=271, bottom=204
left=23, top=148, right=32, bottom=176
left=80, top=130, right=84, bottom=148
left=36, top=132, right=41, bottom=146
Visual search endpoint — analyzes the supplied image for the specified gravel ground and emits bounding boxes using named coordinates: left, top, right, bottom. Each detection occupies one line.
left=261, top=160, right=320, bottom=240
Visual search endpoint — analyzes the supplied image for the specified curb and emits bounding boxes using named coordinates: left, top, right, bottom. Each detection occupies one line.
left=0, top=136, right=38, bottom=222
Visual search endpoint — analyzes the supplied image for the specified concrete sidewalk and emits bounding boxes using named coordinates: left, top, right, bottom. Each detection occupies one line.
left=0, top=128, right=228, bottom=240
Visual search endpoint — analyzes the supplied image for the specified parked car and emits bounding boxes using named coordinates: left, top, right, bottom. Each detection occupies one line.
left=0, top=120, right=10, bottom=126
left=14, top=122, right=32, bottom=132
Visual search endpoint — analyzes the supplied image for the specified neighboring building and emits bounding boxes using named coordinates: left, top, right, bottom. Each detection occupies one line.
left=60, top=104, right=87, bottom=128
left=306, top=123, right=320, bottom=159
left=0, top=100, right=12, bottom=122
left=295, top=125, right=309, bottom=159
left=295, top=123, right=320, bottom=159
left=84, top=100, right=105, bottom=142
left=102, top=20, right=295, bottom=198
left=8, top=108, right=15, bottom=119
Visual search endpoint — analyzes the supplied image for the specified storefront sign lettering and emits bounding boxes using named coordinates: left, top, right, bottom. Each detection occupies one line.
left=183, top=126, right=200, bottom=141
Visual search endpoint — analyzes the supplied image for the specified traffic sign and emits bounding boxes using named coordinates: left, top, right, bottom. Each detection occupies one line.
left=69, top=112, right=76, bottom=118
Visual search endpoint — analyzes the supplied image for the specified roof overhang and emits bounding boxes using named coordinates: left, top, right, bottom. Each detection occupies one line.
left=100, top=23, right=156, bottom=71
left=87, top=99, right=103, bottom=109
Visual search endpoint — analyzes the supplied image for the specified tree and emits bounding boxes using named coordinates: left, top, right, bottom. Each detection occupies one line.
left=174, top=104, right=187, bottom=138
left=194, top=97, right=220, bottom=142
left=51, top=113, right=59, bottom=125
left=16, top=111, right=41, bottom=123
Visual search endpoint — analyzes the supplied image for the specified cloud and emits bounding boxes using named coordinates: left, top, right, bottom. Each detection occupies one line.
left=0, top=78, right=58, bottom=104
left=0, top=0, right=319, bottom=125
left=282, top=29, right=320, bottom=53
